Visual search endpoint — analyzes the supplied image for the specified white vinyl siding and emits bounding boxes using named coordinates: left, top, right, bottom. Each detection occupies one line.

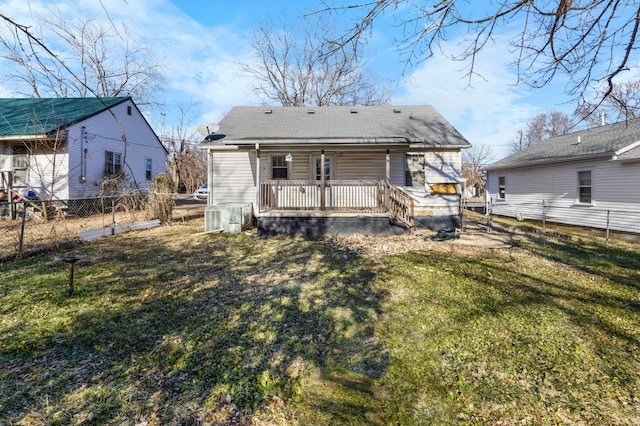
left=29, top=143, right=69, bottom=199
left=210, top=151, right=256, bottom=206
left=486, top=158, right=640, bottom=233
left=66, top=99, right=167, bottom=198
left=334, top=151, right=386, bottom=180
left=260, top=151, right=390, bottom=181
left=216, top=148, right=463, bottom=218
left=406, top=151, right=461, bottom=215
left=424, top=151, right=461, bottom=183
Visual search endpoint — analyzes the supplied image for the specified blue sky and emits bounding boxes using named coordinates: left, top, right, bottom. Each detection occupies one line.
left=0, top=0, right=585, bottom=162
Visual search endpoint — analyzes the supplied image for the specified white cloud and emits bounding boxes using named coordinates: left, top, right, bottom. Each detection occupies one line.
left=0, top=0, right=258, bottom=132
left=392, top=37, right=545, bottom=161
left=0, top=0, right=586, bottom=157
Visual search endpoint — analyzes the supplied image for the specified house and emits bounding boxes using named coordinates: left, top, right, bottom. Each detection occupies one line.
left=484, top=117, right=640, bottom=234
left=0, top=97, right=167, bottom=201
left=198, top=105, right=471, bottom=236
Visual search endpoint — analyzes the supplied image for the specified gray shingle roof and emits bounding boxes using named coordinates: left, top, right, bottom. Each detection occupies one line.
left=617, top=144, right=640, bottom=161
left=0, top=97, right=128, bottom=137
left=207, top=105, right=470, bottom=148
left=485, top=117, right=640, bottom=171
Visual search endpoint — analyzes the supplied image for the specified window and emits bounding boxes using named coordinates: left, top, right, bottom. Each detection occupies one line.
left=104, top=151, right=122, bottom=176
left=578, top=170, right=592, bottom=203
left=12, top=145, right=29, bottom=187
left=315, top=158, right=331, bottom=181
left=145, top=158, right=152, bottom=181
left=272, top=156, right=288, bottom=179
left=405, top=154, right=425, bottom=187
left=498, top=176, right=506, bottom=199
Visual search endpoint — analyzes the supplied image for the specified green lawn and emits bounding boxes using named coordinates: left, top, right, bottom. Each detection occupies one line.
left=1, top=224, right=639, bottom=424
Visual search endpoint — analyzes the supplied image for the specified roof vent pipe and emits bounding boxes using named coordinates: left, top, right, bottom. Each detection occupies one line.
left=577, top=136, right=581, bottom=144
left=601, top=111, right=605, bottom=126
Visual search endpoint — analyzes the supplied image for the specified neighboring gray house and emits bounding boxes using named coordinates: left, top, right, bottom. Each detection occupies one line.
left=485, top=117, right=640, bottom=234
left=199, top=105, right=471, bottom=236
left=0, top=97, right=167, bottom=201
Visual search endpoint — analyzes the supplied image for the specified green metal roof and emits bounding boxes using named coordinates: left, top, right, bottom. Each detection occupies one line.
left=0, top=97, right=129, bottom=137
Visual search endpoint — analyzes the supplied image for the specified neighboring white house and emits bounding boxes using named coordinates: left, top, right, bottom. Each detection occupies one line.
left=0, top=97, right=167, bottom=200
left=198, top=105, right=471, bottom=236
left=484, top=117, right=640, bottom=234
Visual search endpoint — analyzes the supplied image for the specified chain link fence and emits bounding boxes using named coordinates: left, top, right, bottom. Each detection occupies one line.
left=0, top=194, right=206, bottom=260
left=486, top=198, right=640, bottom=246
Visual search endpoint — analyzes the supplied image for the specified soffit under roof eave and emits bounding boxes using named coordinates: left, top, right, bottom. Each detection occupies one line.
left=204, top=144, right=409, bottom=152
left=197, top=143, right=238, bottom=151
left=408, top=143, right=470, bottom=150
left=224, top=138, right=415, bottom=145
left=0, top=134, right=54, bottom=142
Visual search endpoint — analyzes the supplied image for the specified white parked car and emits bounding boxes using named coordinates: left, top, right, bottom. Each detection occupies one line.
left=193, top=183, right=208, bottom=200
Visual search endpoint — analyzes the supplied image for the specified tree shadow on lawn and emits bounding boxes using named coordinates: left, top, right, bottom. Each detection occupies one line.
left=0, top=230, right=390, bottom=424
left=517, top=231, right=640, bottom=291
left=387, top=248, right=640, bottom=423
left=422, top=236, right=640, bottom=348
left=459, top=256, right=640, bottom=346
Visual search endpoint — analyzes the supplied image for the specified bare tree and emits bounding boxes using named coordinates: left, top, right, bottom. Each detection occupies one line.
left=512, top=111, right=573, bottom=152
left=319, top=1, right=640, bottom=108
left=0, top=9, right=163, bottom=105
left=577, top=79, right=640, bottom=126
left=161, top=103, right=207, bottom=194
left=461, top=145, right=491, bottom=198
left=0, top=10, right=165, bottom=197
left=240, top=14, right=389, bottom=106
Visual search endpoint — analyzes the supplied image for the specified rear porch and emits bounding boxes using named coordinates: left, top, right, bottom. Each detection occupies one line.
left=257, top=179, right=414, bottom=236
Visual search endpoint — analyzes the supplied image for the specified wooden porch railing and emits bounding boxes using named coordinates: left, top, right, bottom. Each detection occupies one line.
left=384, top=181, right=415, bottom=229
left=260, top=180, right=414, bottom=229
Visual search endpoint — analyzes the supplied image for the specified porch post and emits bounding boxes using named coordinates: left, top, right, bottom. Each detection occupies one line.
left=255, top=143, right=260, bottom=216
left=320, top=149, right=326, bottom=210
left=386, top=149, right=390, bottom=180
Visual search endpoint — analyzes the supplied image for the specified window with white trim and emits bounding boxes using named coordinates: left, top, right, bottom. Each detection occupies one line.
left=405, top=154, right=425, bottom=187
left=578, top=170, right=592, bottom=203
left=498, top=176, right=506, bottom=199
left=272, top=155, right=288, bottom=179
left=104, top=151, right=122, bottom=176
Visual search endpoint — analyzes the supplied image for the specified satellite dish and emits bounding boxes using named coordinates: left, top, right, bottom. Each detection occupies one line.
left=197, top=123, right=220, bottom=135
